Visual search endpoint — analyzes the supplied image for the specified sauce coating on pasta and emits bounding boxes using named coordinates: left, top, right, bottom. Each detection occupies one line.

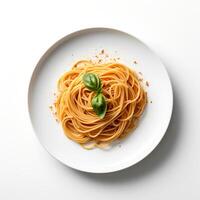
left=54, top=60, right=147, bottom=149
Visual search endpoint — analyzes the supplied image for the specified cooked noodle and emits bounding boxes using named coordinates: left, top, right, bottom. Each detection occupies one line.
left=54, top=60, right=147, bottom=149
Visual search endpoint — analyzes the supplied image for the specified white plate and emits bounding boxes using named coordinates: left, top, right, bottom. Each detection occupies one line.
left=28, top=28, right=173, bottom=173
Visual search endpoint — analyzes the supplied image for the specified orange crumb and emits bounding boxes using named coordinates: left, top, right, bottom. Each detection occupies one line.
left=101, top=49, right=104, bottom=54
left=139, top=72, right=143, bottom=75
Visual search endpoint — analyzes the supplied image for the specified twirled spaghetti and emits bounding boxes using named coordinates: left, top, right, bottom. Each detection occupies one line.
left=54, top=60, right=147, bottom=149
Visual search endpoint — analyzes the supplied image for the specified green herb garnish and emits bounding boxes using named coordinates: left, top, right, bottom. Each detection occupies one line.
left=82, top=73, right=107, bottom=119
left=83, top=73, right=101, bottom=92
left=92, top=93, right=107, bottom=119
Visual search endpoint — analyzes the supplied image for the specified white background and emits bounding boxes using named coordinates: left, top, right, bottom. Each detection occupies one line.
left=0, top=0, right=200, bottom=199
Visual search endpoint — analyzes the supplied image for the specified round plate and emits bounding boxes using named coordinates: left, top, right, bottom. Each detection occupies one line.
left=28, top=28, right=173, bottom=173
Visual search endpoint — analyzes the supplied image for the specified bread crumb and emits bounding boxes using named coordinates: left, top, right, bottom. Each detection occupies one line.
left=101, top=49, right=104, bottom=54
left=134, top=60, right=137, bottom=64
left=139, top=78, right=143, bottom=81
left=146, top=81, right=149, bottom=87
left=139, top=72, right=143, bottom=75
left=150, top=101, right=152, bottom=103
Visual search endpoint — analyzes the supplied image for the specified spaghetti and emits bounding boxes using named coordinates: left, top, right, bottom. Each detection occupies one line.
left=54, top=60, right=147, bottom=149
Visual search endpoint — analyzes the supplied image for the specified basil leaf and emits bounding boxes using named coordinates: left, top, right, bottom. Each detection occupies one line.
left=83, top=73, right=101, bottom=92
left=83, top=73, right=107, bottom=118
left=92, top=93, right=107, bottom=119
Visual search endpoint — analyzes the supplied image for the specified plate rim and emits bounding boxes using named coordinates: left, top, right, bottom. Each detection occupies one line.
left=27, top=27, right=173, bottom=173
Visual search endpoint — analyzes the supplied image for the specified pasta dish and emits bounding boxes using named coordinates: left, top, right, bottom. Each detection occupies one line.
left=54, top=60, right=147, bottom=149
